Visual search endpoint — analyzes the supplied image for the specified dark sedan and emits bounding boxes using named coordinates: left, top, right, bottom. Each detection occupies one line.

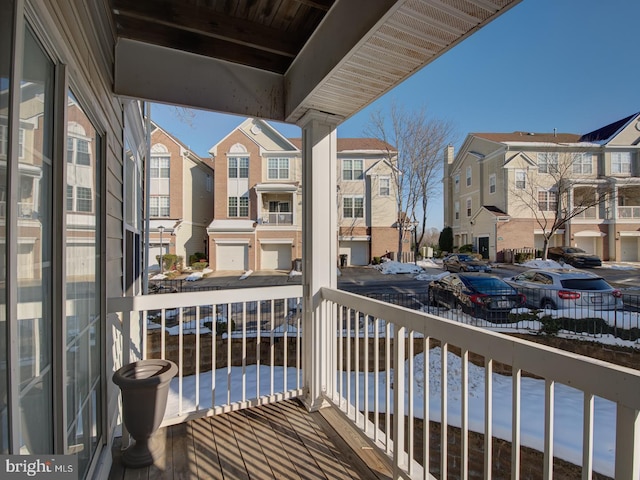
left=428, top=273, right=525, bottom=322
left=442, top=254, right=492, bottom=272
left=547, top=246, right=602, bottom=268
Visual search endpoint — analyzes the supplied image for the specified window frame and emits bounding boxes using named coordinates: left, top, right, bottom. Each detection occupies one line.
left=489, top=174, right=496, bottom=194
left=466, top=198, right=472, bottom=217
left=466, top=166, right=472, bottom=187
left=342, top=159, right=364, bottom=181
left=229, top=156, right=249, bottom=179
left=267, top=157, right=289, bottom=180
left=515, top=169, right=526, bottom=189
left=343, top=195, right=364, bottom=218
left=537, top=189, right=558, bottom=212
left=228, top=196, right=249, bottom=217
left=572, top=152, right=593, bottom=175
left=537, top=152, right=559, bottom=174
left=611, top=152, right=631, bottom=174
left=379, top=176, right=390, bottom=196
left=454, top=173, right=460, bottom=193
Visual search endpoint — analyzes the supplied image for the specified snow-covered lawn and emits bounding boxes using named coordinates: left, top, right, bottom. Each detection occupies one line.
left=166, top=346, right=618, bottom=477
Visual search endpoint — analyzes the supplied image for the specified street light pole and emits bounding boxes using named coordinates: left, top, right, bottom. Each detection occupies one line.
left=158, top=225, right=165, bottom=274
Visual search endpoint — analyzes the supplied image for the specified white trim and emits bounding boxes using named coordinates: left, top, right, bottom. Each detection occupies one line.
left=534, top=229, right=565, bottom=235
left=259, top=238, right=294, bottom=245
left=255, top=183, right=297, bottom=192
left=338, top=236, right=371, bottom=241
left=573, top=231, right=606, bottom=237
left=619, top=231, right=640, bottom=237
left=214, top=239, right=251, bottom=245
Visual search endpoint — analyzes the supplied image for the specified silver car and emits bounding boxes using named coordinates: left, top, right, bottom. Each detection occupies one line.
left=505, top=269, right=623, bottom=310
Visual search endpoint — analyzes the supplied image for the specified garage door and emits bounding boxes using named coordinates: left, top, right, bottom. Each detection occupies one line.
left=339, top=241, right=369, bottom=266
left=261, top=244, right=292, bottom=270
left=620, top=237, right=639, bottom=262
left=574, top=237, right=596, bottom=255
left=216, top=244, right=248, bottom=271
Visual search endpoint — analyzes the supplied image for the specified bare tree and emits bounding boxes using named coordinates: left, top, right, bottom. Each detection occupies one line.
left=365, top=100, right=456, bottom=259
left=510, top=150, right=613, bottom=259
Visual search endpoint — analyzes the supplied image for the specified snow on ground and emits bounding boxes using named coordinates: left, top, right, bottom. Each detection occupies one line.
left=509, top=306, right=640, bottom=330
left=165, top=317, right=213, bottom=336
left=519, top=259, right=570, bottom=269
left=375, top=260, right=423, bottom=274
left=416, top=258, right=439, bottom=269
left=600, top=262, right=636, bottom=270
left=150, top=273, right=168, bottom=280
left=239, top=270, right=253, bottom=280
left=415, top=271, right=448, bottom=282
left=289, top=269, right=302, bottom=277
left=184, top=271, right=204, bottom=281
left=166, top=348, right=617, bottom=477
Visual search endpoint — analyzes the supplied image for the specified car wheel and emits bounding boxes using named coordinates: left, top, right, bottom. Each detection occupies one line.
left=540, top=299, right=556, bottom=310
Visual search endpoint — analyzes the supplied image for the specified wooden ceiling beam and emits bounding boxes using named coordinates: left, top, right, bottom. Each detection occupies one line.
left=112, top=0, right=304, bottom=58
left=114, top=15, right=291, bottom=73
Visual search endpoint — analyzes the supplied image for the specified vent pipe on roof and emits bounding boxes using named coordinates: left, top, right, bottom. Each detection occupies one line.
left=554, top=128, right=557, bottom=137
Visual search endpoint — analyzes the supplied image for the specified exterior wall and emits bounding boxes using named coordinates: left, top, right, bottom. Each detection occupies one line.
left=370, top=226, right=399, bottom=258
left=495, top=218, right=536, bottom=254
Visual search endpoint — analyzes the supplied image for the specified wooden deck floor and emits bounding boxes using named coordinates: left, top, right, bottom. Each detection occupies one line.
left=109, top=399, right=392, bottom=480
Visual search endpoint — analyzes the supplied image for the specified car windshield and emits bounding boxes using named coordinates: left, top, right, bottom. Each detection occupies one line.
left=464, top=277, right=514, bottom=294
left=457, top=254, right=474, bottom=261
left=559, top=278, right=611, bottom=290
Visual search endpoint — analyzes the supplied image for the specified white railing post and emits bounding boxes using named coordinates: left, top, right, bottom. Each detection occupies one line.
left=614, top=405, right=640, bottom=479
left=298, top=110, right=340, bottom=411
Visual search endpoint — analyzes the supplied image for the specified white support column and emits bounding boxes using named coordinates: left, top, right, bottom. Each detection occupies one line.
left=298, top=110, right=341, bottom=411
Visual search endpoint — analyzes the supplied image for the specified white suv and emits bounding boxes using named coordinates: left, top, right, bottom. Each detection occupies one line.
left=505, top=269, right=623, bottom=311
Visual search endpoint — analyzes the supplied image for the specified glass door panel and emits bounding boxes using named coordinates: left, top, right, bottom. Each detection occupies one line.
left=65, top=91, right=101, bottom=478
left=17, top=25, right=54, bottom=454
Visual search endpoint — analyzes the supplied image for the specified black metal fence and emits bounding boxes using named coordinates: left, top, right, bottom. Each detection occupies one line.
left=365, top=290, right=640, bottom=341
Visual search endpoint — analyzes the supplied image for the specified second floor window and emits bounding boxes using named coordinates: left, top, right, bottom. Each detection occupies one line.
left=466, top=198, right=472, bottom=217
left=229, top=196, right=249, bottom=217
left=379, top=177, right=390, bottom=196
left=538, top=190, right=557, bottom=212
left=150, top=196, right=170, bottom=217
left=538, top=152, right=558, bottom=173
left=229, top=157, right=249, bottom=178
left=343, top=196, right=364, bottom=218
left=466, top=166, right=472, bottom=186
left=67, top=185, right=93, bottom=213
left=151, top=156, right=170, bottom=178
left=572, top=153, right=593, bottom=174
left=67, top=136, right=91, bottom=166
left=515, top=170, right=526, bottom=189
left=489, top=174, right=496, bottom=194
left=611, top=152, right=631, bottom=174
left=0, top=126, right=24, bottom=158
left=343, top=159, right=363, bottom=180
left=267, top=158, right=289, bottom=179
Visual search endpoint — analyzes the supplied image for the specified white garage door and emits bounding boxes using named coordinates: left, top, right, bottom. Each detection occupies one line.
left=261, top=244, right=292, bottom=270
left=148, top=245, right=168, bottom=270
left=620, top=237, right=639, bottom=262
left=339, top=241, right=369, bottom=266
left=574, top=237, right=596, bottom=255
left=216, top=244, right=248, bottom=271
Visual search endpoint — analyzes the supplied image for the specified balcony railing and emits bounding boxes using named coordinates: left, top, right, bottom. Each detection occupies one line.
left=573, top=206, right=597, bottom=219
left=108, top=285, right=303, bottom=426
left=260, top=212, right=293, bottom=225
left=109, top=286, right=640, bottom=479
left=617, top=206, right=640, bottom=219
left=320, top=287, right=640, bottom=479
left=0, top=201, right=35, bottom=218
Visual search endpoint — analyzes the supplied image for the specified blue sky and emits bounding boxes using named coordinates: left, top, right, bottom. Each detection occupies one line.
left=151, top=0, right=639, bottom=230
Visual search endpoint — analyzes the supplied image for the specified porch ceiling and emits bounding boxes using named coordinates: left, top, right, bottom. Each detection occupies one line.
left=111, top=0, right=521, bottom=124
